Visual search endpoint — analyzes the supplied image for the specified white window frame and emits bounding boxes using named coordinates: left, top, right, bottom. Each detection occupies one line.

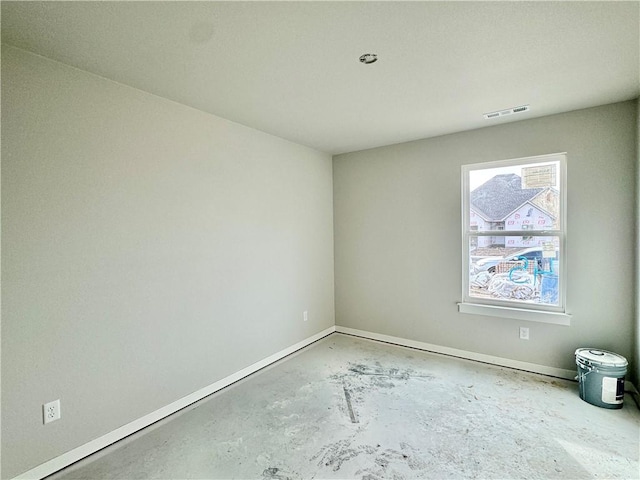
left=458, top=153, right=571, bottom=325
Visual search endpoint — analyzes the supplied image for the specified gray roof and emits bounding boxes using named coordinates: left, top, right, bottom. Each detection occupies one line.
left=471, top=173, right=542, bottom=221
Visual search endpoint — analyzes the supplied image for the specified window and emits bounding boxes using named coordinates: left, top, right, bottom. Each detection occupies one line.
left=459, top=153, right=569, bottom=324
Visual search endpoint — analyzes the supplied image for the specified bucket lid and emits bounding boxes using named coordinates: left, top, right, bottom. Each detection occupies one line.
left=575, top=348, right=628, bottom=367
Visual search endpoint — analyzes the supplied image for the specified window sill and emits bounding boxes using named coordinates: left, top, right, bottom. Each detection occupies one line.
left=457, top=302, right=571, bottom=325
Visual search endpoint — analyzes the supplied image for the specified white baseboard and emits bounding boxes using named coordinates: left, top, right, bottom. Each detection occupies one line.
left=13, top=326, right=336, bottom=480
left=14, top=324, right=636, bottom=479
left=335, top=326, right=577, bottom=380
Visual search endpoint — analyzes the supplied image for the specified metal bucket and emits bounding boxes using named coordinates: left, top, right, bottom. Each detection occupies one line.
left=575, top=348, right=627, bottom=409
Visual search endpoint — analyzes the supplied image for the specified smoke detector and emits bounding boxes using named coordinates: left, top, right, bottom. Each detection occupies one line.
left=359, top=53, right=378, bottom=64
left=483, top=105, right=530, bottom=119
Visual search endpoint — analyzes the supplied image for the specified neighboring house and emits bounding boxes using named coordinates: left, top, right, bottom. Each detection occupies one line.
left=470, top=174, right=557, bottom=248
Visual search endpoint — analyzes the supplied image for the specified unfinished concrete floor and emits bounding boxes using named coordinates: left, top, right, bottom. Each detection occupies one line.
left=49, top=333, right=640, bottom=480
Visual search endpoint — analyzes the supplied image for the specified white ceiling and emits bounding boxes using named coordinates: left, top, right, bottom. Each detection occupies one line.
left=2, top=1, right=639, bottom=154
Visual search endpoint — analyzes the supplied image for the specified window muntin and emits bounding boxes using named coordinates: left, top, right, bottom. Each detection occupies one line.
left=462, top=154, right=566, bottom=313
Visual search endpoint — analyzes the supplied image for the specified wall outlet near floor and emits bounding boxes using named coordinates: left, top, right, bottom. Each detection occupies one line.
left=303, top=310, right=308, bottom=322
left=519, top=327, right=530, bottom=340
left=43, top=399, right=61, bottom=424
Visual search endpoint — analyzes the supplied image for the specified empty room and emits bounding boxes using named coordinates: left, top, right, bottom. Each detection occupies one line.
left=2, top=1, right=639, bottom=479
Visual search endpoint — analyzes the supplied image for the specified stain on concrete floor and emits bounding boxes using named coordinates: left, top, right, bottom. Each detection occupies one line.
left=261, top=466, right=293, bottom=480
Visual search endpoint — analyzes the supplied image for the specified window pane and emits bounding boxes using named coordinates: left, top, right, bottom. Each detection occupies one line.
left=469, top=236, right=560, bottom=306
left=470, top=161, right=560, bottom=232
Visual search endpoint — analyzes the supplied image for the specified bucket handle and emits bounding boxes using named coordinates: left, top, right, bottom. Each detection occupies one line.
left=575, top=364, right=595, bottom=381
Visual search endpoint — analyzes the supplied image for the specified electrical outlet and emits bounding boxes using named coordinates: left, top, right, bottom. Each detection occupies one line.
left=43, top=399, right=61, bottom=424
left=303, top=310, right=308, bottom=322
left=519, top=327, right=530, bottom=340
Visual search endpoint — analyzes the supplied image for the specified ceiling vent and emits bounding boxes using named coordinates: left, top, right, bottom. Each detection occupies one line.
left=483, top=105, right=530, bottom=120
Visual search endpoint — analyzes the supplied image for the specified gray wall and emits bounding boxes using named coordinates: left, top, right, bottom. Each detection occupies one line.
left=636, top=98, right=640, bottom=387
left=1, top=47, right=335, bottom=479
left=334, top=101, right=637, bottom=377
